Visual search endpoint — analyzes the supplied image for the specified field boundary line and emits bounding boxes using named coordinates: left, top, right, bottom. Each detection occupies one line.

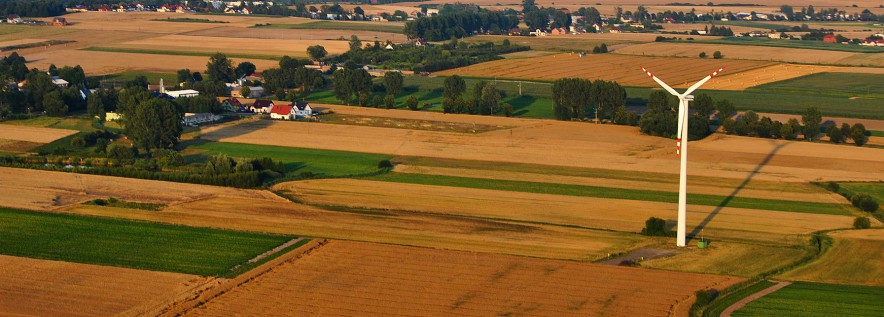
left=719, top=280, right=792, bottom=317
left=156, top=238, right=329, bottom=316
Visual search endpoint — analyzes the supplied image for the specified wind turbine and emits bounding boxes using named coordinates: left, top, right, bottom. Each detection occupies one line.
left=640, top=66, right=724, bottom=247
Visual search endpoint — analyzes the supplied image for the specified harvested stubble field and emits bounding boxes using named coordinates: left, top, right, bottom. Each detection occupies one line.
left=0, top=255, right=207, bottom=317
left=615, top=42, right=884, bottom=67
left=779, top=229, right=884, bottom=286
left=0, top=167, right=643, bottom=260
left=0, top=124, right=78, bottom=143
left=97, top=34, right=349, bottom=59
left=435, top=53, right=779, bottom=90
left=184, top=25, right=408, bottom=42
left=641, top=241, right=810, bottom=277
left=185, top=240, right=743, bottom=317
left=278, top=178, right=854, bottom=244
left=200, top=111, right=884, bottom=183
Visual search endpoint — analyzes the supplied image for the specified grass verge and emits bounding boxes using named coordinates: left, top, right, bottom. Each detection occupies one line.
left=0, top=207, right=293, bottom=276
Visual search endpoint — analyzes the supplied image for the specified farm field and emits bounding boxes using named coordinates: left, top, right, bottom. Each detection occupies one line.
left=779, top=229, right=884, bottom=286
left=23, top=49, right=280, bottom=76
left=838, top=182, right=884, bottom=202
left=0, top=124, right=78, bottom=143
left=186, top=141, right=391, bottom=176
left=0, top=255, right=207, bottom=317
left=255, top=20, right=405, bottom=34
left=732, top=282, right=884, bottom=317
left=0, top=167, right=642, bottom=261
left=685, top=36, right=884, bottom=53
left=279, top=178, right=854, bottom=244
left=200, top=113, right=884, bottom=183
left=615, top=42, right=884, bottom=67
left=752, top=72, right=884, bottom=99
left=640, top=241, right=809, bottom=277
left=185, top=240, right=743, bottom=317
left=435, top=53, right=783, bottom=90
left=95, top=34, right=350, bottom=59
left=0, top=207, right=291, bottom=276
left=182, top=25, right=408, bottom=42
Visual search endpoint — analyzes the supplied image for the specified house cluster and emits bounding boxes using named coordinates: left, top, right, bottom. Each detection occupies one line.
left=860, top=34, right=884, bottom=46
left=221, top=98, right=313, bottom=120
left=3, top=14, right=39, bottom=25
left=66, top=3, right=194, bottom=13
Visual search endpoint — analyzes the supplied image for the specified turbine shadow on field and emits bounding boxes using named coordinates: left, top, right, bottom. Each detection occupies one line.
left=688, top=141, right=788, bottom=241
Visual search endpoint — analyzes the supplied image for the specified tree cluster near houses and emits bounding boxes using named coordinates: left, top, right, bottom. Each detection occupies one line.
left=639, top=90, right=715, bottom=141
left=260, top=56, right=325, bottom=101
left=0, top=54, right=92, bottom=119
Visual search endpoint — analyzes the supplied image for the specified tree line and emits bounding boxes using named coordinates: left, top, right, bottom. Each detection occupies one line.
left=551, top=78, right=627, bottom=122
left=440, top=75, right=509, bottom=116
left=404, top=10, right=519, bottom=41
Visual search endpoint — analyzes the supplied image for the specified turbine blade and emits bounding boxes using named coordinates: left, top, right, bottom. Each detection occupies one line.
left=641, top=66, right=680, bottom=96
left=684, top=67, right=725, bottom=96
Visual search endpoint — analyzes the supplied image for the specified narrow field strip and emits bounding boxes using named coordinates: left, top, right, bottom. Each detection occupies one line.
left=364, top=173, right=851, bottom=215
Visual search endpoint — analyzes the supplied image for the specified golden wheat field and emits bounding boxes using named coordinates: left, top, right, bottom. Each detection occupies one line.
left=185, top=240, right=744, bottom=317
left=0, top=124, right=78, bottom=143
left=0, top=255, right=208, bottom=317
left=779, top=229, right=884, bottom=286
left=436, top=53, right=780, bottom=89
left=99, top=34, right=350, bottom=58
left=615, top=42, right=884, bottom=67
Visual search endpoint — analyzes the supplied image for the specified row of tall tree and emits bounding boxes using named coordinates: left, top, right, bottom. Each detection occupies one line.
left=550, top=78, right=626, bottom=121
left=404, top=10, right=519, bottom=41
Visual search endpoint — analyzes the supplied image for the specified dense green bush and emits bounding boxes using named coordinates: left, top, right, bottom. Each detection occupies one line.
left=853, top=217, right=871, bottom=229
left=851, top=193, right=879, bottom=212
left=641, top=217, right=674, bottom=236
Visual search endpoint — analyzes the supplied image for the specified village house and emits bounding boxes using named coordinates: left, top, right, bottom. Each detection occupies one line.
left=249, top=99, right=274, bottom=113
left=293, top=101, right=313, bottom=117
left=269, top=104, right=294, bottom=120
left=6, top=14, right=22, bottom=24
left=221, top=98, right=244, bottom=112
left=550, top=28, right=569, bottom=35
left=823, top=34, right=837, bottom=43
left=530, top=29, right=548, bottom=36
left=51, top=77, right=69, bottom=88
left=164, top=89, right=200, bottom=98
left=97, top=5, right=112, bottom=12
left=51, top=17, right=68, bottom=26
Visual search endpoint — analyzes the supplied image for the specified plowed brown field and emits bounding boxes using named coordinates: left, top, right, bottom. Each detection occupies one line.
left=186, top=240, right=743, bottom=317
left=0, top=255, right=208, bottom=317
left=435, top=53, right=779, bottom=89
left=277, top=179, right=855, bottom=244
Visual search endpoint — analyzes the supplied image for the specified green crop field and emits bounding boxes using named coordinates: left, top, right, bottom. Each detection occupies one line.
left=253, top=21, right=404, bottom=34
left=365, top=173, right=851, bottom=215
left=189, top=141, right=391, bottom=177
left=752, top=73, right=884, bottom=99
left=733, top=282, right=884, bottom=317
left=838, top=182, right=884, bottom=202
left=0, top=208, right=292, bottom=276
left=704, top=280, right=777, bottom=317
left=82, top=47, right=281, bottom=61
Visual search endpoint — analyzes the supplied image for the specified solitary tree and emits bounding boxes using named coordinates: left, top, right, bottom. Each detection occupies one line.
left=206, top=53, right=235, bottom=83
left=713, top=51, right=723, bottom=59
left=850, top=123, right=868, bottom=146
left=127, top=98, right=182, bottom=151
left=384, top=71, right=404, bottom=96
left=307, top=45, right=328, bottom=61
left=801, top=106, right=822, bottom=141
left=234, top=61, right=256, bottom=78
left=480, top=83, right=501, bottom=115
left=699, top=52, right=707, bottom=58
left=349, top=35, right=362, bottom=52
left=43, top=91, right=67, bottom=117
left=406, top=95, right=419, bottom=110
left=443, top=75, right=466, bottom=99
left=240, top=86, right=251, bottom=98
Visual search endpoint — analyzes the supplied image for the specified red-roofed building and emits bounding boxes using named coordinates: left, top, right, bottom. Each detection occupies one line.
left=823, top=34, right=837, bottom=43
left=270, top=104, right=294, bottom=120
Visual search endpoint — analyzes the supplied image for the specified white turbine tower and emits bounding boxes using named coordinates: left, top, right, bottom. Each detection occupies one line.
left=641, top=66, right=725, bottom=247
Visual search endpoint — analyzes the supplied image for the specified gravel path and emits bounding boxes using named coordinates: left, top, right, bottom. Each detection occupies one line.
left=720, top=280, right=792, bottom=317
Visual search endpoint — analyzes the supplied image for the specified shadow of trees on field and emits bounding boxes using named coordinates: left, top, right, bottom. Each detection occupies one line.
left=687, top=140, right=789, bottom=242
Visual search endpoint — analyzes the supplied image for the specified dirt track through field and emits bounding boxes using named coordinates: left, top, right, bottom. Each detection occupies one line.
left=720, top=281, right=792, bottom=317
left=0, top=255, right=208, bottom=317
left=185, top=240, right=743, bottom=317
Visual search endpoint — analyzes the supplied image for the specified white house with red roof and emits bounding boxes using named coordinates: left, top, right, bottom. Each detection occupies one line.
left=269, top=104, right=294, bottom=120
